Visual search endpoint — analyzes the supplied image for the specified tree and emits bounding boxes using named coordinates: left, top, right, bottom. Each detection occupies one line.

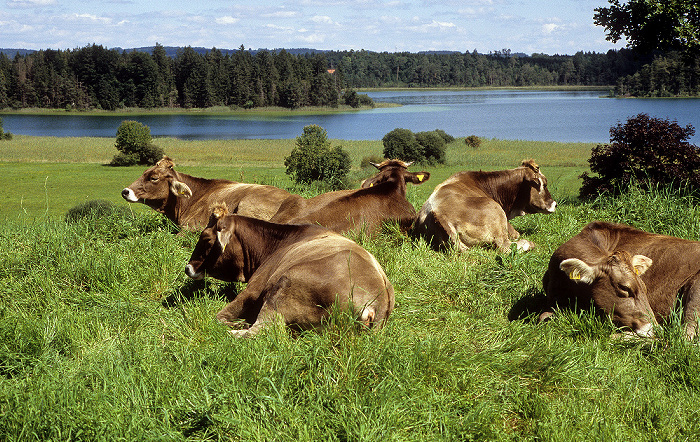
left=579, top=113, right=700, bottom=198
left=111, top=120, right=164, bottom=166
left=594, top=0, right=700, bottom=54
left=284, top=125, right=351, bottom=189
left=415, top=131, right=447, bottom=164
left=382, top=128, right=424, bottom=163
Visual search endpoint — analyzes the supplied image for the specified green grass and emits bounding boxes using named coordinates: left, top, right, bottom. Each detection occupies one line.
left=3, top=135, right=700, bottom=441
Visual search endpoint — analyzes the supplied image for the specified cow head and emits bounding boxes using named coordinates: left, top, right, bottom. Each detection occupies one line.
left=185, top=203, right=245, bottom=282
left=559, top=250, right=656, bottom=336
left=360, top=159, right=430, bottom=191
left=121, top=156, right=193, bottom=208
left=518, top=159, right=556, bottom=216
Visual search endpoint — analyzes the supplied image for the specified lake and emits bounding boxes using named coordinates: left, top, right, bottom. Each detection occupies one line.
left=3, top=90, right=700, bottom=143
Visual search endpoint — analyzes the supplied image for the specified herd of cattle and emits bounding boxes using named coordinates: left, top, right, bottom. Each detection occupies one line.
left=122, top=156, right=700, bottom=340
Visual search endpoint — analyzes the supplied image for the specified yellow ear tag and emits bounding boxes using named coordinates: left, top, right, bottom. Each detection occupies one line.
left=634, top=268, right=640, bottom=275
left=568, top=270, right=581, bottom=280
left=416, top=174, right=425, bottom=182
left=369, top=182, right=374, bottom=187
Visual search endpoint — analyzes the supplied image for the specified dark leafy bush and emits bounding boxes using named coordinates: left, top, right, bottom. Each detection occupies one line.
left=110, top=120, right=164, bottom=166
left=382, top=128, right=424, bottom=163
left=465, top=135, right=481, bottom=149
left=415, top=131, right=446, bottom=164
left=285, top=124, right=351, bottom=189
left=0, top=117, right=11, bottom=140
left=579, top=113, right=700, bottom=199
left=434, top=129, right=455, bottom=143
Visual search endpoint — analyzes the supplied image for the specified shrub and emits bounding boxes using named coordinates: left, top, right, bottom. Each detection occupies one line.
left=382, top=128, right=424, bottom=163
left=465, top=135, right=481, bottom=149
left=434, top=129, right=455, bottom=143
left=111, top=120, right=164, bottom=166
left=415, top=131, right=446, bottom=164
left=285, top=124, right=351, bottom=189
left=579, top=113, right=700, bottom=199
left=0, top=117, right=11, bottom=141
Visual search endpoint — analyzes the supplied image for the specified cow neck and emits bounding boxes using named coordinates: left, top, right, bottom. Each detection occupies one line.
left=473, top=168, right=525, bottom=215
left=232, top=217, right=315, bottom=279
left=170, top=171, right=225, bottom=221
left=367, top=174, right=407, bottom=198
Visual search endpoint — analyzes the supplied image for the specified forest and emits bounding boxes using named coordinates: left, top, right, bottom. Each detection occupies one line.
left=0, top=42, right=697, bottom=111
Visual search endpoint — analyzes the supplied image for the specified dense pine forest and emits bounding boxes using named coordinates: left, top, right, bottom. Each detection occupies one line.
left=0, top=43, right=697, bottom=111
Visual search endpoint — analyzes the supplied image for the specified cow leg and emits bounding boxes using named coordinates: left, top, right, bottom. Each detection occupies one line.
left=215, top=280, right=267, bottom=327
left=228, top=276, right=301, bottom=338
left=507, top=222, right=520, bottom=240
left=681, top=275, right=700, bottom=340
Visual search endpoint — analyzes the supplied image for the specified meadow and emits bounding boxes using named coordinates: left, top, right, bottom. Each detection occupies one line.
left=1, top=135, right=700, bottom=441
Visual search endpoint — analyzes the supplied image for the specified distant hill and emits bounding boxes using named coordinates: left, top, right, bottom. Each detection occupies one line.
left=0, top=48, right=37, bottom=57
left=0, top=46, right=330, bottom=58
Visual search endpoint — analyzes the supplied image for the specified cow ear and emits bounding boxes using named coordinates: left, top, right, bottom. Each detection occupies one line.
left=526, top=174, right=543, bottom=191
left=409, top=171, right=430, bottom=184
left=216, top=229, right=232, bottom=251
left=560, top=258, right=596, bottom=284
left=631, top=255, right=652, bottom=276
left=170, top=180, right=192, bottom=198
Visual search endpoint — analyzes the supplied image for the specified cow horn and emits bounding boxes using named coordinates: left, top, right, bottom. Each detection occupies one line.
left=211, top=203, right=230, bottom=219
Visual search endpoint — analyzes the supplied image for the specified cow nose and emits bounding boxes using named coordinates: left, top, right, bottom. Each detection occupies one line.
left=185, top=264, right=203, bottom=280
left=121, top=188, right=138, bottom=202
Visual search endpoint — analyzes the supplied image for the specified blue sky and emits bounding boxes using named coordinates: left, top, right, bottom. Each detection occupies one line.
left=1, top=0, right=626, bottom=55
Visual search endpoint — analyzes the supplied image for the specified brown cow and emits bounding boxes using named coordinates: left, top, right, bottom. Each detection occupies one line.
left=121, top=156, right=292, bottom=229
left=269, top=159, right=430, bottom=234
left=540, top=221, right=700, bottom=339
left=185, top=204, right=395, bottom=337
left=413, top=159, right=556, bottom=253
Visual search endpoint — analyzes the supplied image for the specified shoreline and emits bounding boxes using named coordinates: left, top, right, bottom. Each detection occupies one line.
left=0, top=86, right=614, bottom=117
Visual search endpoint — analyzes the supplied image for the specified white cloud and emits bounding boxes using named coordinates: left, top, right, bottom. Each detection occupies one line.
left=311, top=15, right=335, bottom=25
left=216, top=16, right=240, bottom=25
left=263, top=11, right=298, bottom=19
left=7, top=0, right=56, bottom=7
left=542, top=23, right=560, bottom=34
left=70, top=13, right=111, bottom=24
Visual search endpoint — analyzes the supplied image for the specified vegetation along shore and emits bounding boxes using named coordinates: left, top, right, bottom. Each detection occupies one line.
left=2, top=131, right=700, bottom=440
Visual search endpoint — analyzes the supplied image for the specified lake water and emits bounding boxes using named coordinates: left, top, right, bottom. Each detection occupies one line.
left=3, top=90, right=700, bottom=143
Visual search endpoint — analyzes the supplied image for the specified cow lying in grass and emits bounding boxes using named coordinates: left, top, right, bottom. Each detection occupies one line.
left=121, top=156, right=292, bottom=229
left=185, top=204, right=395, bottom=337
left=413, top=159, right=556, bottom=253
left=269, top=159, right=429, bottom=235
left=540, top=221, right=700, bottom=340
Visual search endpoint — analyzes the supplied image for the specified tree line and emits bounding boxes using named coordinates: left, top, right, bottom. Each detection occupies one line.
left=0, top=42, right=690, bottom=111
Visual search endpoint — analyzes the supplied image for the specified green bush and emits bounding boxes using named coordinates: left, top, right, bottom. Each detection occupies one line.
left=415, top=131, right=447, bottom=164
left=0, top=117, right=11, bottom=141
left=579, top=113, right=700, bottom=199
left=383, top=128, right=451, bottom=164
left=465, top=135, right=482, bottom=149
left=434, top=129, right=455, bottom=143
left=110, top=120, right=164, bottom=166
left=284, top=124, right=351, bottom=189
left=382, top=128, right=424, bottom=163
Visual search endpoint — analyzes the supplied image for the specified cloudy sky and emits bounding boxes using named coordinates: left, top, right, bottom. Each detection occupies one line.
left=1, top=0, right=625, bottom=55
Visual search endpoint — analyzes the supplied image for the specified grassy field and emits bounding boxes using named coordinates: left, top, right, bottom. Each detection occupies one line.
left=2, top=135, right=700, bottom=441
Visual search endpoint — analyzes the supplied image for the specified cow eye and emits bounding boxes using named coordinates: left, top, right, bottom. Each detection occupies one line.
left=617, top=284, right=634, bottom=298
left=149, top=176, right=159, bottom=183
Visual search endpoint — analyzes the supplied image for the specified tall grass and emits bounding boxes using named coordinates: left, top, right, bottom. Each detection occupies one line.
left=1, top=181, right=700, bottom=440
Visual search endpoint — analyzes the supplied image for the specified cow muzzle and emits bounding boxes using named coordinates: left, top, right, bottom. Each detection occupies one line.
left=185, top=264, right=204, bottom=280
left=121, top=188, right=139, bottom=202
